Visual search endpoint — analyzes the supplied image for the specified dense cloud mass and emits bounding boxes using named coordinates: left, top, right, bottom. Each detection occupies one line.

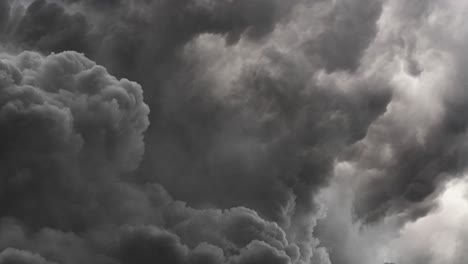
left=2, top=0, right=468, bottom=263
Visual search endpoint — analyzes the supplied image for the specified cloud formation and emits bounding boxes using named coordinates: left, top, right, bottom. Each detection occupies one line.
left=0, top=49, right=326, bottom=264
left=2, top=0, right=468, bottom=263
left=0, top=50, right=149, bottom=228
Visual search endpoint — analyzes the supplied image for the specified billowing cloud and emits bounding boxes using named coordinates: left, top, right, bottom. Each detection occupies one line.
left=345, top=0, right=468, bottom=223
left=0, top=48, right=328, bottom=264
left=0, top=248, right=55, bottom=264
left=303, top=0, right=383, bottom=72
left=3, top=0, right=468, bottom=263
left=0, top=50, right=149, bottom=229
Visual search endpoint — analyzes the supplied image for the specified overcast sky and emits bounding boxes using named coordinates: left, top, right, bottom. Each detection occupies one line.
left=0, top=0, right=467, bottom=263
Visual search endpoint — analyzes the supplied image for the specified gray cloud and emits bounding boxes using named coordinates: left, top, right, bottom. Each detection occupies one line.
left=3, top=0, right=468, bottom=263
left=0, top=248, right=55, bottom=264
left=303, top=0, right=383, bottom=72
left=0, top=0, right=90, bottom=54
left=0, top=49, right=330, bottom=264
left=0, top=1, right=10, bottom=33
left=344, top=0, right=468, bottom=223
left=0, top=50, right=149, bottom=230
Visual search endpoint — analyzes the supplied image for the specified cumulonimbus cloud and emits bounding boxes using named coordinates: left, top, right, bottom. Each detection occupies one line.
left=2, top=0, right=468, bottom=263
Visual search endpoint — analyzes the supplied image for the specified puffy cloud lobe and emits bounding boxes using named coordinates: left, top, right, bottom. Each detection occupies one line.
left=165, top=205, right=300, bottom=259
left=17, top=0, right=89, bottom=52
left=0, top=218, right=116, bottom=264
left=229, top=241, right=291, bottom=264
left=0, top=185, right=318, bottom=264
left=118, top=226, right=191, bottom=264
left=115, top=203, right=301, bottom=264
left=1, top=0, right=90, bottom=54
left=0, top=50, right=149, bottom=229
left=118, top=190, right=302, bottom=263
left=118, top=226, right=293, bottom=264
left=0, top=248, right=54, bottom=264
left=2, top=50, right=149, bottom=171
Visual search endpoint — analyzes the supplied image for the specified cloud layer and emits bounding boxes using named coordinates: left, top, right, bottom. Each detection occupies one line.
left=1, top=0, right=468, bottom=263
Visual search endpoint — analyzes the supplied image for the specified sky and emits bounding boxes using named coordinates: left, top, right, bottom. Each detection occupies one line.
left=0, top=0, right=467, bottom=263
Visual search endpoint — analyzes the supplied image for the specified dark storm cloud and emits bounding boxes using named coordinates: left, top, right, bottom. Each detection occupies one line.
left=353, top=83, right=468, bottom=223
left=0, top=0, right=91, bottom=54
left=341, top=0, right=468, bottom=223
left=304, top=0, right=383, bottom=72
left=311, top=0, right=468, bottom=261
left=15, top=0, right=90, bottom=53
left=132, top=0, right=388, bottom=228
left=55, top=0, right=391, bottom=261
left=64, top=0, right=121, bottom=10
left=0, top=49, right=330, bottom=264
left=69, top=0, right=291, bottom=42
left=117, top=209, right=297, bottom=264
left=0, top=1, right=10, bottom=33
left=142, top=35, right=390, bottom=209
left=0, top=0, right=390, bottom=246
left=140, top=39, right=391, bottom=264
left=4, top=0, right=468, bottom=263
left=0, top=50, right=149, bottom=229
left=0, top=248, right=54, bottom=264
left=1, top=0, right=298, bottom=79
